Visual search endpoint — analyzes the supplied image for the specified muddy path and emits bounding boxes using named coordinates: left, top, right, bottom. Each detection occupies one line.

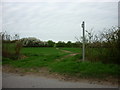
left=56, top=48, right=79, bottom=61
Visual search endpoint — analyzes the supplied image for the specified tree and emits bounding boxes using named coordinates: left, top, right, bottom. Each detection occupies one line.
left=20, top=37, right=43, bottom=47
left=47, top=40, right=55, bottom=47
left=56, top=41, right=66, bottom=47
left=66, top=41, right=72, bottom=47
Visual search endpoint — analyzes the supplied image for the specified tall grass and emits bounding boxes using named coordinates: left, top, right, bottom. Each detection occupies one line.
left=85, top=27, right=120, bottom=64
left=2, top=41, right=22, bottom=60
left=1, top=32, right=22, bottom=60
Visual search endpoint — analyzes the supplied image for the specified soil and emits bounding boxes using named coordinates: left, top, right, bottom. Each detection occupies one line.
left=56, top=48, right=79, bottom=61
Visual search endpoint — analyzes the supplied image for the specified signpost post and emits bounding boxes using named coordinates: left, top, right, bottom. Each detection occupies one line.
left=81, top=21, right=85, bottom=61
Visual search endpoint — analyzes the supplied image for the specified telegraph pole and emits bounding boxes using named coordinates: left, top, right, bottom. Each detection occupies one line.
left=81, top=21, right=85, bottom=61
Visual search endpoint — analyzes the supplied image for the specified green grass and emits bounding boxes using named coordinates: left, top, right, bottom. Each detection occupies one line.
left=60, top=48, right=82, bottom=53
left=3, top=47, right=69, bottom=68
left=2, top=47, right=120, bottom=78
left=49, top=56, right=119, bottom=78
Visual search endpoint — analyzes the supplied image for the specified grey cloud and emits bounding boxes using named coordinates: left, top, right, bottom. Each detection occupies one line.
left=2, top=2, right=118, bottom=42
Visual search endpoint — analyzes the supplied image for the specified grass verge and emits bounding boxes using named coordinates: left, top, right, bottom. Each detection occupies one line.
left=49, top=56, right=119, bottom=78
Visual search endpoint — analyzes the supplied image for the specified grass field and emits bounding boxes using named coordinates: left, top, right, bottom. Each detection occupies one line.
left=3, top=47, right=69, bottom=68
left=60, top=48, right=81, bottom=53
left=2, top=47, right=120, bottom=78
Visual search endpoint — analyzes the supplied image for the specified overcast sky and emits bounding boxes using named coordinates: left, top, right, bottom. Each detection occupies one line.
left=1, top=0, right=118, bottom=42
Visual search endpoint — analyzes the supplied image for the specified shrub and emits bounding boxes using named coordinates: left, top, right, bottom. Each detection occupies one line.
left=1, top=32, right=22, bottom=60
left=85, top=27, right=120, bottom=64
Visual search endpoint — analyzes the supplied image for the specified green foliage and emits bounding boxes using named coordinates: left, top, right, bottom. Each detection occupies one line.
left=66, top=41, right=72, bottom=47
left=47, top=40, right=55, bottom=47
left=56, top=41, right=66, bottom=47
left=56, top=41, right=82, bottom=48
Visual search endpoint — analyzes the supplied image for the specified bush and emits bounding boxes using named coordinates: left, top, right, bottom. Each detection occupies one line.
left=1, top=32, right=22, bottom=60
left=85, top=27, right=120, bottom=64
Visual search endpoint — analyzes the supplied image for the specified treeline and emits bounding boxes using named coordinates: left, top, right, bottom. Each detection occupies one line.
left=1, top=32, right=81, bottom=60
left=1, top=32, right=81, bottom=48
left=20, top=38, right=81, bottom=48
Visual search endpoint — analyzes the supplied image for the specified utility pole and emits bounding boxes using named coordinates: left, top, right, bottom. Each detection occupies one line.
left=81, top=21, right=85, bottom=61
